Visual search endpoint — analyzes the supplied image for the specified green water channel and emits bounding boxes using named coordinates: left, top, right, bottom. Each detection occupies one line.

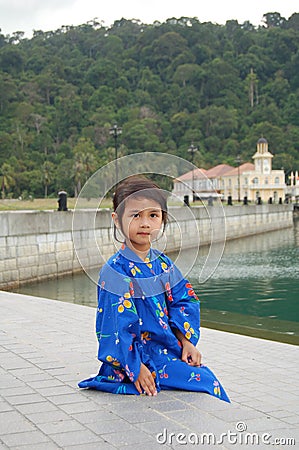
left=17, top=220, right=299, bottom=345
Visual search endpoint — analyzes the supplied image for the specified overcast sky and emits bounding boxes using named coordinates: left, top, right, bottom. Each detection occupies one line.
left=0, top=0, right=298, bottom=37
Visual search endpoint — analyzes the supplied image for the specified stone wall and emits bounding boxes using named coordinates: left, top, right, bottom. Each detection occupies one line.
left=0, top=204, right=293, bottom=290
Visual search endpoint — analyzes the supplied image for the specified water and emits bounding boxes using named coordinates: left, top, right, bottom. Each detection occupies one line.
left=189, top=221, right=299, bottom=344
left=17, top=220, right=299, bottom=344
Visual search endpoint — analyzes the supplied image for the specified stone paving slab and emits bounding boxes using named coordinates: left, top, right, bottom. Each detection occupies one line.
left=0, top=290, right=298, bottom=449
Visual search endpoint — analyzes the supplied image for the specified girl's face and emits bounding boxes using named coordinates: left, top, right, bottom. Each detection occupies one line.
left=113, top=196, right=163, bottom=253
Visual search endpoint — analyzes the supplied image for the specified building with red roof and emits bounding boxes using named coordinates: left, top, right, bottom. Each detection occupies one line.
left=173, top=138, right=287, bottom=203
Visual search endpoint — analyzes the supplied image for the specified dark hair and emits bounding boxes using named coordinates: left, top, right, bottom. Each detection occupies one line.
left=113, top=175, right=168, bottom=241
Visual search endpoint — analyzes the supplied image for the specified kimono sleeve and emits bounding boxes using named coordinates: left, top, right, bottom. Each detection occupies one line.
left=166, top=263, right=200, bottom=346
left=96, top=268, right=142, bottom=383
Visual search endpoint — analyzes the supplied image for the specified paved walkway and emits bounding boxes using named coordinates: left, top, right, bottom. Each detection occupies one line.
left=0, top=291, right=298, bottom=450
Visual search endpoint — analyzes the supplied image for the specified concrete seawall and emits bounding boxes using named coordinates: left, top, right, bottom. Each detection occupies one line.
left=0, top=204, right=293, bottom=290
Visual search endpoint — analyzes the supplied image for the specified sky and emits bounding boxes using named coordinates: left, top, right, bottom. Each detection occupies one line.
left=0, top=0, right=298, bottom=38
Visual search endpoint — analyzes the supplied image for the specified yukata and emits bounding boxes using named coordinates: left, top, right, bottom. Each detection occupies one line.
left=78, top=244, right=230, bottom=402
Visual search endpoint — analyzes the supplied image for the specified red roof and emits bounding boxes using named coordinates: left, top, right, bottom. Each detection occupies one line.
left=205, top=164, right=234, bottom=178
left=177, top=168, right=207, bottom=181
left=223, top=162, right=255, bottom=176
left=175, top=162, right=254, bottom=182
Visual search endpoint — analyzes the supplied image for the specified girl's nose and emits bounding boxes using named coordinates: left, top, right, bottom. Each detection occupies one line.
left=140, top=215, right=150, bottom=227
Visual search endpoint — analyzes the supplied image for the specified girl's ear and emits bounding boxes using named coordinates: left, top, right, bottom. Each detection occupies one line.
left=112, top=212, right=124, bottom=243
left=112, top=212, right=120, bottom=228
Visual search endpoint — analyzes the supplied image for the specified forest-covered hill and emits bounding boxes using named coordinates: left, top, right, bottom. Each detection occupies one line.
left=0, top=12, right=298, bottom=198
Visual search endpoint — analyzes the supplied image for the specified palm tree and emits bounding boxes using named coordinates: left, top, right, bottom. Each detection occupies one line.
left=42, top=161, right=54, bottom=198
left=72, top=138, right=97, bottom=197
left=73, top=154, right=85, bottom=197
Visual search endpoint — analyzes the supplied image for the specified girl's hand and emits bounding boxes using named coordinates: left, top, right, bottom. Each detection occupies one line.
left=181, top=340, right=202, bottom=367
left=173, top=328, right=202, bottom=366
left=134, top=363, right=157, bottom=396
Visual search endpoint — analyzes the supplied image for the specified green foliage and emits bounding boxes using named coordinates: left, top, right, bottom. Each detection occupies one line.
left=0, top=14, right=298, bottom=198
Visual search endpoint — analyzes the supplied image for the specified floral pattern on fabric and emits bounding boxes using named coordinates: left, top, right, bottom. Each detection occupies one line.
left=78, top=245, right=230, bottom=402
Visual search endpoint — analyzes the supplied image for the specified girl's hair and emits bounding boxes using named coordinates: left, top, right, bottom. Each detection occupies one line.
left=113, top=175, right=168, bottom=241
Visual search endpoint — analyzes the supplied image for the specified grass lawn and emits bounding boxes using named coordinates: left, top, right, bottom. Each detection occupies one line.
left=0, top=197, right=113, bottom=211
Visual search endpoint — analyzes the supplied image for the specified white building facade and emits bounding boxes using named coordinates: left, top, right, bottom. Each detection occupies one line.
left=173, top=138, right=288, bottom=203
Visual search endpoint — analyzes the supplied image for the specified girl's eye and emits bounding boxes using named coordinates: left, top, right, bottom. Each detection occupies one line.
left=132, top=213, right=139, bottom=218
left=150, top=213, right=158, bottom=217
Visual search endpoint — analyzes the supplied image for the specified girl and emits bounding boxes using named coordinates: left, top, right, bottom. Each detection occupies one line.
left=79, top=176, right=230, bottom=402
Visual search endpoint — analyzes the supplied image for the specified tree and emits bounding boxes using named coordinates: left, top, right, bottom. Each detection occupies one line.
left=53, top=91, right=84, bottom=139
left=42, top=161, right=55, bottom=197
left=263, top=70, right=290, bottom=108
left=30, top=114, right=47, bottom=135
left=199, top=105, right=239, bottom=140
left=283, top=92, right=299, bottom=125
left=0, top=16, right=298, bottom=199
left=85, top=60, right=119, bottom=89
left=122, top=120, right=162, bottom=153
left=0, top=163, right=15, bottom=198
left=151, top=32, right=189, bottom=71
left=263, top=12, right=286, bottom=28
left=173, top=64, right=203, bottom=88
left=246, top=68, right=259, bottom=107
left=273, top=152, right=296, bottom=173
left=0, top=46, right=24, bottom=75
left=8, top=31, right=25, bottom=44
left=72, top=138, right=97, bottom=196
left=201, top=58, right=240, bottom=104
left=36, top=71, right=58, bottom=105
left=286, top=13, right=299, bottom=31
left=0, top=72, right=17, bottom=113
left=100, top=35, right=124, bottom=59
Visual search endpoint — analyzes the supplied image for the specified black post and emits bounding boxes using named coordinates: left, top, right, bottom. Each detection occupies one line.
left=183, top=195, right=190, bottom=206
left=188, top=143, right=198, bottom=203
left=109, top=124, right=122, bottom=185
left=235, top=154, right=242, bottom=203
left=57, top=191, right=68, bottom=211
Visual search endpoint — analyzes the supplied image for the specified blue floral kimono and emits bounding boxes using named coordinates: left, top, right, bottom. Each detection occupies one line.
left=78, top=244, right=230, bottom=402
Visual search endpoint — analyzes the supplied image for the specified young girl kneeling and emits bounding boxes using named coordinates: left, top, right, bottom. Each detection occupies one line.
left=79, top=176, right=230, bottom=402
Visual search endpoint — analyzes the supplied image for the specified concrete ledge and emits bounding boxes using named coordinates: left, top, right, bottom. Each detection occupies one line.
left=0, top=291, right=298, bottom=449
left=0, top=205, right=294, bottom=289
